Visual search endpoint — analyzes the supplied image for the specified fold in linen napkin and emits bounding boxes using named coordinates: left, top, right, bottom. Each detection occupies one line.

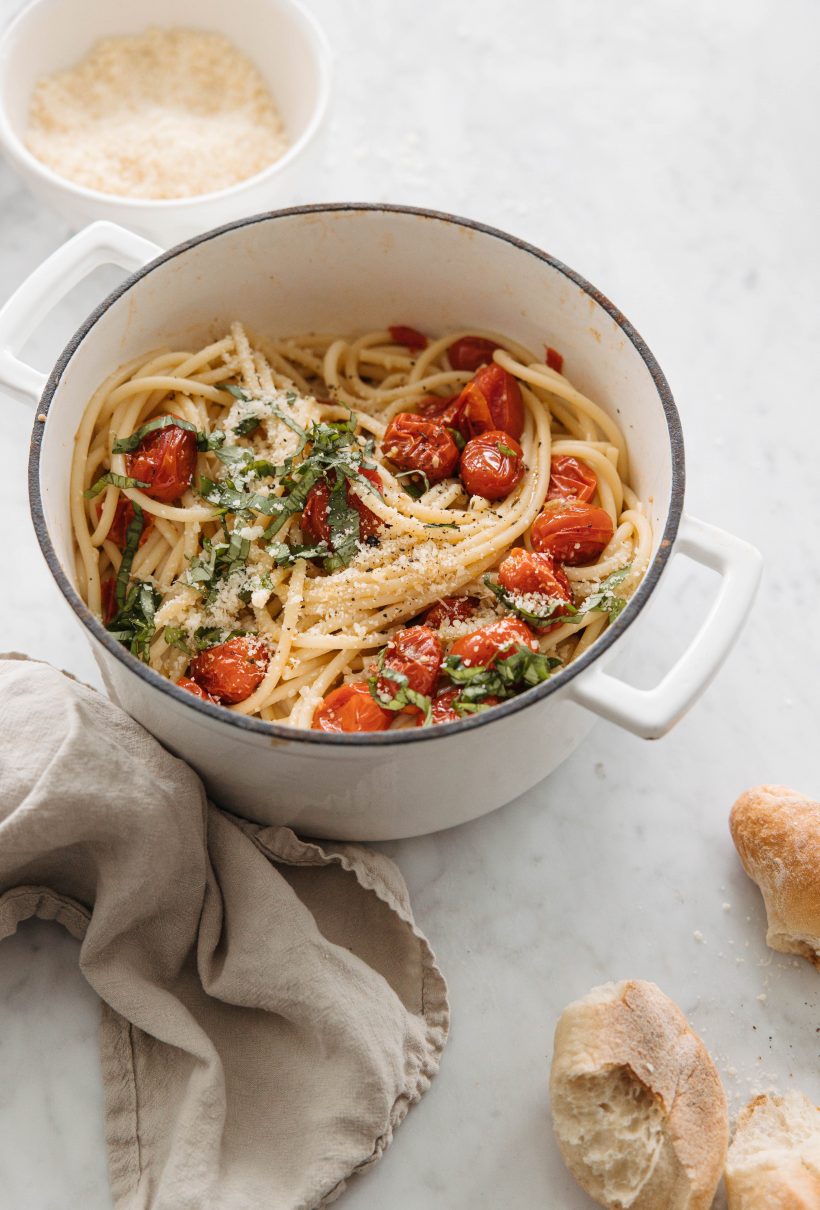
left=0, top=655, right=448, bottom=1210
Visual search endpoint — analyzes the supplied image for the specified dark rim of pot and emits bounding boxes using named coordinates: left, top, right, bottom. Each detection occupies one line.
left=28, top=203, right=685, bottom=746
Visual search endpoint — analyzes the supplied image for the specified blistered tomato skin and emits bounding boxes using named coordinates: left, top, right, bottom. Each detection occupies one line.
left=188, top=636, right=269, bottom=705
left=101, top=497, right=154, bottom=547
left=459, top=430, right=525, bottom=500
left=312, top=682, right=393, bottom=732
left=448, top=336, right=499, bottom=372
left=531, top=498, right=614, bottom=566
left=301, top=468, right=384, bottom=545
left=497, top=548, right=574, bottom=627
left=125, top=418, right=198, bottom=503
left=422, top=595, right=479, bottom=629
left=388, top=325, right=428, bottom=350
left=469, top=364, right=524, bottom=439
left=381, top=413, right=460, bottom=484
left=378, top=625, right=443, bottom=709
left=177, top=676, right=218, bottom=703
left=547, top=455, right=597, bottom=503
left=449, top=618, right=537, bottom=668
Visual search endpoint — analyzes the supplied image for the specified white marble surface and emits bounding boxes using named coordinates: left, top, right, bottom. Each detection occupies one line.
left=1, top=1, right=819, bottom=1206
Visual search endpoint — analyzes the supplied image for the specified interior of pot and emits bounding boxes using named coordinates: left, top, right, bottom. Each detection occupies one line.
left=35, top=206, right=680, bottom=620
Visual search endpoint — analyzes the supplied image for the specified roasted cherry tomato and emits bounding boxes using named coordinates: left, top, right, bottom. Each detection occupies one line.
left=497, top=548, right=574, bottom=628
left=448, top=336, right=499, bottom=372
left=378, top=625, right=443, bottom=710
left=381, top=413, right=460, bottom=485
left=547, top=455, right=597, bottom=503
left=188, top=635, right=269, bottom=704
left=531, top=498, right=614, bottom=566
left=545, top=346, right=564, bottom=373
left=301, top=468, right=384, bottom=545
left=459, top=430, right=525, bottom=500
left=468, top=363, right=524, bottom=439
left=176, top=675, right=218, bottom=703
left=415, top=393, right=459, bottom=421
left=421, top=595, right=479, bottom=629
left=312, top=682, right=393, bottom=732
left=124, top=418, right=198, bottom=504
left=449, top=617, right=537, bottom=668
left=99, top=497, right=154, bottom=548
left=101, top=577, right=118, bottom=624
left=418, top=686, right=500, bottom=726
left=389, top=325, right=428, bottom=351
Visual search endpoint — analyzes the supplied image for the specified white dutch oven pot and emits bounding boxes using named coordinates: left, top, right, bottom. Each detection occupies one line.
left=3, top=206, right=762, bottom=840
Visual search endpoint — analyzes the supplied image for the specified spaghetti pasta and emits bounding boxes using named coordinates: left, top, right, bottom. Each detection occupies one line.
left=71, top=322, right=652, bottom=730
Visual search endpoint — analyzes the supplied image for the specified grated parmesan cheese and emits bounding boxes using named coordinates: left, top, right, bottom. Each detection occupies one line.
left=26, top=28, right=289, bottom=199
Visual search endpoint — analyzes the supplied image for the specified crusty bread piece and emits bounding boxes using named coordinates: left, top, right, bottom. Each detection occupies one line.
left=726, top=1092, right=820, bottom=1209
left=730, top=785, right=820, bottom=968
left=549, top=980, right=727, bottom=1209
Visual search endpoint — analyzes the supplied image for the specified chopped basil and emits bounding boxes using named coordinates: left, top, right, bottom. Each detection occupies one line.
left=186, top=532, right=251, bottom=602
left=201, top=395, right=380, bottom=570
left=368, top=663, right=432, bottom=724
left=267, top=539, right=331, bottom=566
left=446, top=427, right=466, bottom=452
left=395, top=469, right=430, bottom=499
left=496, top=441, right=517, bottom=457
left=234, top=415, right=261, bottom=437
left=572, top=566, right=631, bottom=622
left=441, top=644, right=560, bottom=706
left=106, top=580, right=160, bottom=663
left=163, top=626, right=191, bottom=655
left=111, top=414, right=224, bottom=454
left=192, top=625, right=246, bottom=651
left=83, top=471, right=150, bottom=499
left=115, top=502, right=146, bottom=608
left=425, top=521, right=459, bottom=530
left=483, top=574, right=575, bottom=627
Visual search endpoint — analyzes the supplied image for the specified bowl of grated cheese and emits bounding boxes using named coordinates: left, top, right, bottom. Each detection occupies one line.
left=0, top=0, right=331, bottom=246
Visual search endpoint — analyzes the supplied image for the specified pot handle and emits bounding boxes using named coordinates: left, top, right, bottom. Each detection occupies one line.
left=0, top=221, right=162, bottom=406
left=566, top=514, right=762, bottom=739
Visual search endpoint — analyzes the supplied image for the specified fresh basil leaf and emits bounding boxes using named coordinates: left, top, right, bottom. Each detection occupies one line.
left=323, top=473, right=360, bottom=570
left=106, top=579, right=160, bottom=663
left=192, top=625, right=246, bottom=651
left=496, top=442, right=517, bottom=457
left=115, top=502, right=145, bottom=608
left=186, top=532, right=251, bottom=602
left=83, top=471, right=151, bottom=499
left=111, top=414, right=223, bottom=455
left=573, top=565, right=631, bottom=622
left=441, top=644, right=559, bottom=705
left=425, top=522, right=459, bottom=530
left=163, top=626, right=191, bottom=655
left=268, top=540, right=331, bottom=566
left=395, top=469, right=430, bottom=499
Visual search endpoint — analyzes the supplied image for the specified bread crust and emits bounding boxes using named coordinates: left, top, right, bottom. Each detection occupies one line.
left=729, top=785, right=820, bottom=968
left=726, top=1092, right=820, bottom=1209
left=549, top=980, right=728, bottom=1209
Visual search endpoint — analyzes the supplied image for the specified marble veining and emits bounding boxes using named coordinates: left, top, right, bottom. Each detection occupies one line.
left=0, top=1, right=818, bottom=1206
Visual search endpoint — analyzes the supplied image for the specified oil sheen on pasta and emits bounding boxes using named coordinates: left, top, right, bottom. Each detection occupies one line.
left=70, top=323, right=652, bottom=730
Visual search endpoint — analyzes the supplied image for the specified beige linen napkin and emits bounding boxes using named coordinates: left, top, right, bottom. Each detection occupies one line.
left=0, top=655, right=448, bottom=1210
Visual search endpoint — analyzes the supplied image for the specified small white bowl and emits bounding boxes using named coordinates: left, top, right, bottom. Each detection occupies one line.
left=0, top=0, right=331, bottom=247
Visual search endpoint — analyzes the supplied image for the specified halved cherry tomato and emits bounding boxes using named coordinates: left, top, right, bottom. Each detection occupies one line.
left=101, top=577, right=118, bottom=624
left=177, top=676, right=218, bottom=703
left=547, top=455, right=597, bottom=503
left=301, top=468, right=384, bottom=545
left=389, top=325, right=428, bottom=351
left=460, top=430, right=525, bottom=500
left=497, top=549, right=574, bottom=628
left=545, top=346, right=564, bottom=373
left=124, top=418, right=198, bottom=504
left=378, top=625, right=443, bottom=711
left=531, top=498, right=614, bottom=566
left=449, top=617, right=537, bottom=668
left=99, top=497, right=154, bottom=548
left=312, top=682, right=393, bottom=732
left=188, top=635, right=269, bottom=704
left=448, top=336, right=499, bottom=372
left=422, top=595, right=479, bottom=629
